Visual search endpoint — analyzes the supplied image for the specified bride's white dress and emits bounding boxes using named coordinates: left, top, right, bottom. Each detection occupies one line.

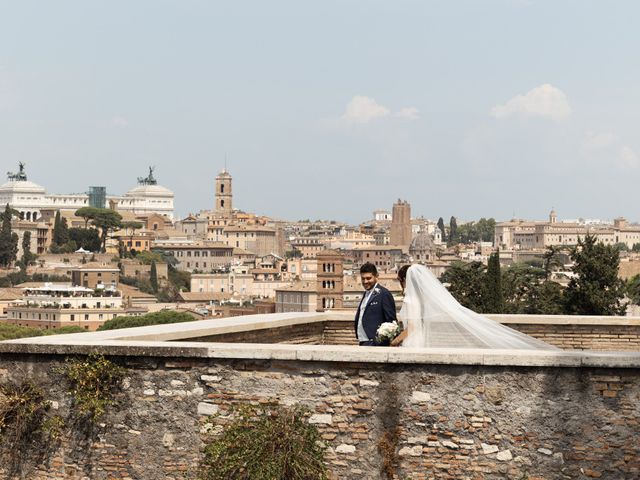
left=400, top=265, right=558, bottom=350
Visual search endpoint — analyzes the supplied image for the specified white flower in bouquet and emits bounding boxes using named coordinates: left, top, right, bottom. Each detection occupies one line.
left=375, top=321, right=402, bottom=344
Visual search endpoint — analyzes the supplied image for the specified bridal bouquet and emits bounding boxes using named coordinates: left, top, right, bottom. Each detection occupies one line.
left=375, top=321, right=403, bottom=345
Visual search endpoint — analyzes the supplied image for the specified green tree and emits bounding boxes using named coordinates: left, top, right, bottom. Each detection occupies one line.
left=627, top=274, right=640, bottom=305
left=632, top=243, right=640, bottom=253
left=97, top=310, right=194, bottom=331
left=75, top=206, right=102, bottom=229
left=88, top=209, right=123, bottom=253
left=614, top=242, right=629, bottom=252
left=52, top=211, right=70, bottom=246
left=542, top=245, right=566, bottom=280
left=437, top=217, right=446, bottom=243
left=68, top=227, right=101, bottom=252
left=150, top=260, right=158, bottom=293
left=21, top=230, right=35, bottom=266
left=440, top=261, right=488, bottom=312
left=476, top=218, right=496, bottom=243
left=0, top=205, right=19, bottom=268
left=485, top=250, right=504, bottom=313
left=564, top=234, right=627, bottom=315
left=500, top=263, right=565, bottom=314
left=448, top=216, right=458, bottom=246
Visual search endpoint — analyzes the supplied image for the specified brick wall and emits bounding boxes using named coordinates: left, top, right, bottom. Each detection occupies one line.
left=508, top=323, right=640, bottom=350
left=0, top=354, right=638, bottom=479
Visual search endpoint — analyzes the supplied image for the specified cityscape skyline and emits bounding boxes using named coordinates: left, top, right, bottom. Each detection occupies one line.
left=1, top=1, right=639, bottom=223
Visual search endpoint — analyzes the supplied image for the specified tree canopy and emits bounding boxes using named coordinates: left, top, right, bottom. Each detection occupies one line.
left=97, top=310, right=195, bottom=331
left=564, top=234, right=627, bottom=315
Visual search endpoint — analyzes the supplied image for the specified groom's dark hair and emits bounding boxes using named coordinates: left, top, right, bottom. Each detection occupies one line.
left=360, top=262, right=378, bottom=276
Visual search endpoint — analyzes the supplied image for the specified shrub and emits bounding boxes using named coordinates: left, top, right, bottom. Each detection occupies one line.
left=0, top=380, right=60, bottom=445
left=97, top=310, right=195, bottom=331
left=60, top=354, right=124, bottom=421
left=0, top=324, right=85, bottom=341
left=200, top=404, right=328, bottom=480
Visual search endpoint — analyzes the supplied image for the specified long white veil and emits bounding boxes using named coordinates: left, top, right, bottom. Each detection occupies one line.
left=401, top=264, right=558, bottom=350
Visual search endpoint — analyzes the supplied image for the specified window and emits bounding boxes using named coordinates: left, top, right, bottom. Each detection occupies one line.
left=84, top=314, right=89, bottom=320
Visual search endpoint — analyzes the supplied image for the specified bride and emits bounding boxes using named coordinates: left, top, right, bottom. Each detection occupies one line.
left=390, top=264, right=557, bottom=350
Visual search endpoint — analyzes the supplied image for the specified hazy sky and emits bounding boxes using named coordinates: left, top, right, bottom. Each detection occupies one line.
left=1, top=1, right=638, bottom=224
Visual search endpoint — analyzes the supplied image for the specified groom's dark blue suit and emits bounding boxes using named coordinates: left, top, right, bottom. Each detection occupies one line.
left=354, top=284, right=397, bottom=346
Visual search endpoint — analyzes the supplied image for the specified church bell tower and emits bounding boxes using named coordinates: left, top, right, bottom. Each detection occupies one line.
left=215, top=169, right=233, bottom=213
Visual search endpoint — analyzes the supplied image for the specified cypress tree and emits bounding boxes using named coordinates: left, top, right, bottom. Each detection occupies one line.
left=150, top=260, right=159, bottom=293
left=21, top=230, right=32, bottom=265
left=52, top=211, right=62, bottom=245
left=0, top=205, right=14, bottom=267
left=448, top=216, right=458, bottom=245
left=9, top=233, right=18, bottom=266
left=437, top=217, right=446, bottom=242
left=485, top=250, right=504, bottom=313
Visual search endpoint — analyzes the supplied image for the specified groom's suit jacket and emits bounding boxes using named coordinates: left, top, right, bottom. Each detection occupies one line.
left=354, top=284, right=397, bottom=344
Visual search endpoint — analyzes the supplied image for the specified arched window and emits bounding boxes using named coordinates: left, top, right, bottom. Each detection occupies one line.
left=26, top=212, right=31, bottom=221
left=221, top=184, right=225, bottom=193
left=221, top=200, right=225, bottom=208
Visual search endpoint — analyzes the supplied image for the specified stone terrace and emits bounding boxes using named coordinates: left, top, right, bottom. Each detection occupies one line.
left=1, top=312, right=639, bottom=479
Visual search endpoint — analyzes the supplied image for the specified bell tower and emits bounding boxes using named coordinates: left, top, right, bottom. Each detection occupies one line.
left=215, top=169, right=233, bottom=213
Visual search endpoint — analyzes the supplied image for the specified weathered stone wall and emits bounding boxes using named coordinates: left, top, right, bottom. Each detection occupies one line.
left=1, top=354, right=639, bottom=480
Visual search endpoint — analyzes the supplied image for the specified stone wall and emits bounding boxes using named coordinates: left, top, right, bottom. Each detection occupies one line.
left=508, top=323, right=640, bottom=350
left=186, top=318, right=640, bottom=351
left=1, top=353, right=639, bottom=480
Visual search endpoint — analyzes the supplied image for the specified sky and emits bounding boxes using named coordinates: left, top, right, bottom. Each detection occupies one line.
left=0, top=1, right=638, bottom=224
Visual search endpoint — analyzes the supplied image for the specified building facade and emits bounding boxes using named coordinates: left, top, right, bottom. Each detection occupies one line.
left=494, top=211, right=640, bottom=250
left=5, top=284, right=127, bottom=331
left=0, top=164, right=175, bottom=221
left=152, top=241, right=234, bottom=272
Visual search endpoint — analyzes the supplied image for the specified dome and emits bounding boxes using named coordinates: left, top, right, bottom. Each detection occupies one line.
left=410, top=229, right=436, bottom=252
left=125, top=184, right=174, bottom=198
left=0, top=180, right=46, bottom=195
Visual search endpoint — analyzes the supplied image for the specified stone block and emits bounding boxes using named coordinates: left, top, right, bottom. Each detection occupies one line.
left=442, top=441, right=459, bottom=450
left=399, top=445, right=423, bottom=457
left=411, top=391, right=431, bottom=403
left=481, top=443, right=499, bottom=455
left=496, top=450, right=513, bottom=461
left=537, top=448, right=553, bottom=456
left=358, top=379, right=379, bottom=387
left=335, top=444, right=356, bottom=454
left=309, top=414, right=332, bottom=425
left=197, top=402, right=219, bottom=416
left=162, top=433, right=175, bottom=447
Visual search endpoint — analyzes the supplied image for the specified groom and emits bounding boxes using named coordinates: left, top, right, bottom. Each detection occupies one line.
left=355, top=262, right=397, bottom=346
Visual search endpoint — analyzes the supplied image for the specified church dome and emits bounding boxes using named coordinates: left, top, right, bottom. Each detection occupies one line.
left=0, top=180, right=46, bottom=195
left=125, top=184, right=174, bottom=198
left=410, top=229, right=436, bottom=252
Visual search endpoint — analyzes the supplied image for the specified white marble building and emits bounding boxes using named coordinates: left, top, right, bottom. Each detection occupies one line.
left=0, top=164, right=175, bottom=220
